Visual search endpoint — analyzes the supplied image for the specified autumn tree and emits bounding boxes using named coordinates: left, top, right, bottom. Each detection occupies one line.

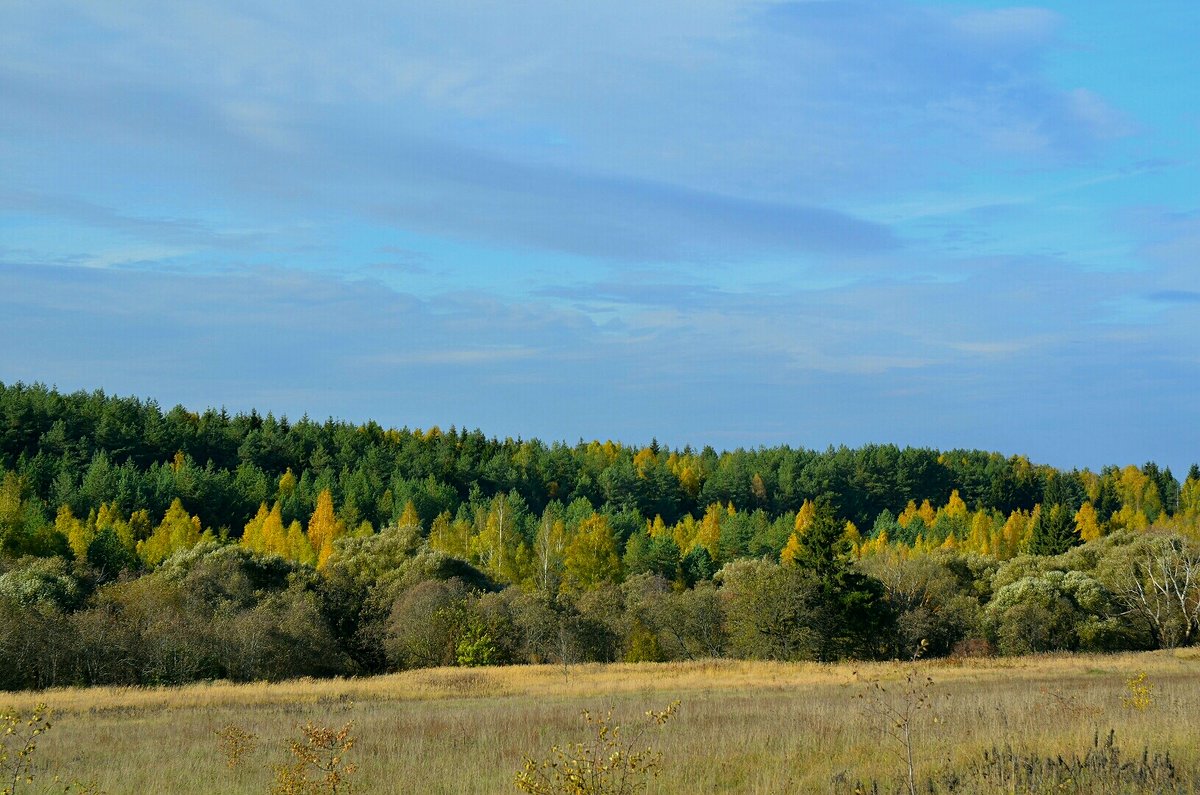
left=533, top=509, right=568, bottom=595
left=308, top=489, right=346, bottom=570
left=1074, top=503, right=1103, bottom=543
left=563, top=515, right=622, bottom=592
left=137, top=499, right=210, bottom=568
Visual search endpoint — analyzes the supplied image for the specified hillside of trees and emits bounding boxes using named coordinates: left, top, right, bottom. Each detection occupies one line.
left=1, top=381, right=1198, bottom=691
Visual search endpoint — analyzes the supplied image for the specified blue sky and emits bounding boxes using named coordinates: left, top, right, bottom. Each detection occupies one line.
left=2, top=1, right=1198, bottom=473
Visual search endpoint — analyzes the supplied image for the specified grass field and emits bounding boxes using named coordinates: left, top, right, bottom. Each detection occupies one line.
left=6, top=649, right=1200, bottom=793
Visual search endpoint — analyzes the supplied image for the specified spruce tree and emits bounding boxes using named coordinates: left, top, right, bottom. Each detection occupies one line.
left=1028, top=502, right=1078, bottom=556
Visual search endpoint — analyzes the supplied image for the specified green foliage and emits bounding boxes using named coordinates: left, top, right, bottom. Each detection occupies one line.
left=1028, top=502, right=1078, bottom=556
left=1, top=382, right=1199, bottom=692
left=855, top=552, right=980, bottom=659
left=1095, top=532, right=1200, bottom=649
left=455, top=615, right=504, bottom=667
left=0, top=557, right=81, bottom=610
left=84, top=528, right=138, bottom=582
left=959, top=730, right=1185, bottom=794
left=382, top=579, right=469, bottom=669
left=982, top=569, right=1125, bottom=655
left=717, top=559, right=824, bottom=660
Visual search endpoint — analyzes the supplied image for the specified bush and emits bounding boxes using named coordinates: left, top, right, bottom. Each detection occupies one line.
left=515, top=703, right=678, bottom=795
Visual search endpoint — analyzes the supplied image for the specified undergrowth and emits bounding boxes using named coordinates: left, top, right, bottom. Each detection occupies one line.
left=839, top=729, right=1197, bottom=794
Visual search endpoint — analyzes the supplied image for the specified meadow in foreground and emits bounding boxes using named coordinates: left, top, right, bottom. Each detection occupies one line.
left=5, top=650, right=1200, bottom=794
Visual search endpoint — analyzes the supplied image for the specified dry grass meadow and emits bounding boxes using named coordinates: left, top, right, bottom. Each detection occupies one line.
left=6, top=649, right=1200, bottom=793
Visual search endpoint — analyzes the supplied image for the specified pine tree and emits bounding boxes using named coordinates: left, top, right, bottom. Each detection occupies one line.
left=792, top=497, right=891, bottom=660
left=792, top=498, right=849, bottom=580
left=1028, top=503, right=1078, bottom=556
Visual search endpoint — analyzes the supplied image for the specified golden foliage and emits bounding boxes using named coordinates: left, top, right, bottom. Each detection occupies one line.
left=1, top=702, right=50, bottom=795
left=396, top=500, right=421, bottom=530
left=272, top=722, right=357, bottom=795
left=514, top=702, right=678, bottom=795
left=308, top=490, right=346, bottom=570
left=137, top=499, right=210, bottom=567
left=1122, top=671, right=1155, bottom=711
left=215, top=724, right=259, bottom=769
left=1074, top=503, right=1102, bottom=543
left=564, top=515, right=621, bottom=592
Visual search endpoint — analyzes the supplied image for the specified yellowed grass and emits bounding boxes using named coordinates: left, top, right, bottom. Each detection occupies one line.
left=7, top=649, right=1200, bottom=793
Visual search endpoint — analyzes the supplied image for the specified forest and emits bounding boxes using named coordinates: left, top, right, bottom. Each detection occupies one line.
left=1, top=381, right=1198, bottom=691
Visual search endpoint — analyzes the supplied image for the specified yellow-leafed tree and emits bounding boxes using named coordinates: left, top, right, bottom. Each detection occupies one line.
left=898, top=499, right=937, bottom=529
left=277, top=467, right=297, bottom=499
left=396, top=500, right=422, bottom=530
left=93, top=503, right=137, bottom=554
left=1181, top=474, right=1200, bottom=517
left=671, top=514, right=699, bottom=554
left=307, top=489, right=346, bottom=570
left=942, top=490, right=968, bottom=520
left=677, top=465, right=700, bottom=499
left=240, top=503, right=270, bottom=554
left=998, top=508, right=1034, bottom=559
left=563, top=514, right=621, bottom=592
left=780, top=499, right=816, bottom=565
left=137, top=498, right=210, bottom=567
left=1074, top=502, right=1103, bottom=543
left=856, top=528, right=890, bottom=558
left=693, top=503, right=727, bottom=560
left=286, top=519, right=316, bottom=566
left=261, top=502, right=289, bottom=558
left=964, top=510, right=995, bottom=556
left=56, top=505, right=90, bottom=561
left=429, top=511, right=472, bottom=559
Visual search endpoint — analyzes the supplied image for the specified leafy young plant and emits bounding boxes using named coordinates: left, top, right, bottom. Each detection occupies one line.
left=514, top=702, right=679, bottom=795
left=854, top=640, right=935, bottom=795
left=271, top=721, right=357, bottom=795
left=0, top=703, right=103, bottom=795
left=1122, top=671, right=1155, bottom=710
left=215, top=724, right=260, bottom=769
left=1, top=703, right=50, bottom=795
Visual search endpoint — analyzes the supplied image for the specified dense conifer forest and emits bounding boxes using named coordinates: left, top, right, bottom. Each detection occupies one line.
left=1, top=381, right=1198, bottom=690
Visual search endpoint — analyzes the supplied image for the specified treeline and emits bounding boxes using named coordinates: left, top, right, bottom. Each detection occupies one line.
left=2, top=382, right=1193, bottom=546
left=1, top=382, right=1199, bottom=691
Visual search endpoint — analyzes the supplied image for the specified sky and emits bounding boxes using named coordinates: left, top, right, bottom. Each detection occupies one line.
left=2, top=1, right=1198, bottom=474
